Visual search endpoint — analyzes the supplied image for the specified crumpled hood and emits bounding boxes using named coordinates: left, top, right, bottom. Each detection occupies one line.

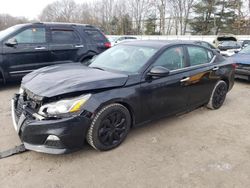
left=230, top=54, right=250, bottom=65
left=22, top=63, right=128, bottom=98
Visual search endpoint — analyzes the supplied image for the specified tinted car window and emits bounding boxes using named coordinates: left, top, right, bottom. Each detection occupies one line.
left=154, top=47, right=186, bottom=70
left=14, top=27, right=46, bottom=44
left=51, top=30, right=80, bottom=44
left=187, top=46, right=213, bottom=66
left=84, top=30, right=105, bottom=41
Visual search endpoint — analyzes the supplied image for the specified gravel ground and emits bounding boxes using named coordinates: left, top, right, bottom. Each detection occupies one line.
left=0, top=80, right=250, bottom=188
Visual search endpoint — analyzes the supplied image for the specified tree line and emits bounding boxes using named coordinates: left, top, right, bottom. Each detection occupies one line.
left=0, top=0, right=250, bottom=35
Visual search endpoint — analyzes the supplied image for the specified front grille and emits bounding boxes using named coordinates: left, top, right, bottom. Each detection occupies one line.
left=14, top=93, right=41, bottom=123
left=15, top=100, right=24, bottom=120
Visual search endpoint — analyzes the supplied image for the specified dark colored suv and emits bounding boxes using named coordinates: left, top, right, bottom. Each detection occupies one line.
left=0, top=22, right=110, bottom=83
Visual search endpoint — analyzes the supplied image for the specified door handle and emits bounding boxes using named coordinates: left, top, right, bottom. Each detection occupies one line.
left=212, top=66, right=219, bottom=71
left=75, top=45, right=84, bottom=48
left=180, top=77, right=190, bottom=82
left=35, top=47, right=46, bottom=50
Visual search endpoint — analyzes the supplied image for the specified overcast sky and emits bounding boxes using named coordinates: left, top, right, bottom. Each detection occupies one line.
left=0, top=0, right=85, bottom=19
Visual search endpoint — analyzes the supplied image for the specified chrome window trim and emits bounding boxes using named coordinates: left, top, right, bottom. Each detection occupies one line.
left=10, top=70, right=34, bottom=74
left=169, top=54, right=216, bottom=74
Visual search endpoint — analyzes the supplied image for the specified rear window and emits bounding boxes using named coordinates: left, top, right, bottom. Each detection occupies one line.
left=51, top=30, right=80, bottom=44
left=84, top=30, right=105, bottom=41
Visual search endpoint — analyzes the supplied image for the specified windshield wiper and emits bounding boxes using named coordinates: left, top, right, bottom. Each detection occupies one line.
left=90, top=66, right=105, bottom=71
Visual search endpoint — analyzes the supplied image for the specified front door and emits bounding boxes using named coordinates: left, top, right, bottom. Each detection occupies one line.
left=139, top=46, right=190, bottom=122
left=3, top=26, right=50, bottom=78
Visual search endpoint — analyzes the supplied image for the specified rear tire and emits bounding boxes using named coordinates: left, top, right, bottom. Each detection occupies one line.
left=87, top=103, right=131, bottom=151
left=207, top=80, right=228, bottom=110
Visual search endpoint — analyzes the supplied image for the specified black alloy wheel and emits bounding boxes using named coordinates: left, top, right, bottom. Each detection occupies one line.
left=98, top=111, right=127, bottom=146
left=207, top=80, right=228, bottom=110
left=87, top=103, right=131, bottom=151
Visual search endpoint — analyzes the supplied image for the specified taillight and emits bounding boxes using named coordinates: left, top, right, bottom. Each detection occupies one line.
left=104, top=42, right=111, bottom=48
left=232, top=63, right=238, bottom=69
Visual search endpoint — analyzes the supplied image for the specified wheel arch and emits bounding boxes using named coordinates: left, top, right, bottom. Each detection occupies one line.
left=79, top=51, right=98, bottom=62
left=92, top=99, right=136, bottom=128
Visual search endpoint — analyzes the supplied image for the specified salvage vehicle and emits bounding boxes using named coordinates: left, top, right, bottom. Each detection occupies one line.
left=191, top=40, right=217, bottom=50
left=189, top=40, right=220, bottom=53
left=217, top=41, right=242, bottom=57
left=213, top=34, right=238, bottom=47
left=213, top=34, right=240, bottom=57
left=12, top=40, right=235, bottom=154
left=0, top=22, right=110, bottom=83
left=230, top=45, right=250, bottom=81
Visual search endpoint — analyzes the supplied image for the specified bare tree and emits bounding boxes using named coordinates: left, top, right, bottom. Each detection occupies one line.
left=39, top=0, right=78, bottom=22
left=156, top=0, right=167, bottom=34
left=129, top=0, right=153, bottom=34
left=0, top=14, right=27, bottom=31
left=169, top=0, right=195, bottom=34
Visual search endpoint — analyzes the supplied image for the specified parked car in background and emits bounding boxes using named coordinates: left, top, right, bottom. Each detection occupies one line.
left=213, top=34, right=238, bottom=48
left=217, top=41, right=242, bottom=57
left=190, top=40, right=220, bottom=53
left=12, top=40, right=235, bottom=154
left=108, top=36, right=137, bottom=46
left=241, top=40, right=250, bottom=48
left=230, top=45, right=250, bottom=81
left=192, top=40, right=216, bottom=49
left=0, top=22, right=111, bottom=83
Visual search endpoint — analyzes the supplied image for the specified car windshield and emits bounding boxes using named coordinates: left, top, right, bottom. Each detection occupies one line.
left=0, top=25, right=22, bottom=41
left=239, top=46, right=250, bottom=54
left=219, top=41, right=240, bottom=47
left=89, top=45, right=158, bottom=73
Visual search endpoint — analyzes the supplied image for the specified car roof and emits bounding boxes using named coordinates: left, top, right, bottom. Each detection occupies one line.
left=120, top=40, right=203, bottom=49
left=19, top=22, right=98, bottom=29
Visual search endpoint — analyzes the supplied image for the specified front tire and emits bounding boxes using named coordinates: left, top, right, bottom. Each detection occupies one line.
left=87, top=103, right=131, bottom=151
left=207, top=80, right=228, bottom=110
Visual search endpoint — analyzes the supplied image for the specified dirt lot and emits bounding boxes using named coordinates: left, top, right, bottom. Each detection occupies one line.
left=0, top=81, right=250, bottom=188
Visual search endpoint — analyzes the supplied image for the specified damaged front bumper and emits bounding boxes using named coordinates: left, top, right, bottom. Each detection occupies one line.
left=11, top=94, right=92, bottom=154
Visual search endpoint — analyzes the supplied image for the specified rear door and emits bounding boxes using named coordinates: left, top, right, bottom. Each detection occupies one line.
left=184, top=45, right=220, bottom=107
left=3, top=26, right=50, bottom=77
left=48, top=26, right=85, bottom=63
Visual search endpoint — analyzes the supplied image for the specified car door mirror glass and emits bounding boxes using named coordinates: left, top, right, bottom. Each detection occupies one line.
left=147, top=66, right=170, bottom=78
left=5, top=38, right=18, bottom=47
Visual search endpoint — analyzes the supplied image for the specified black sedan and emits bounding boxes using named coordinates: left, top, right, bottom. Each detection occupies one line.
left=12, top=40, right=235, bottom=154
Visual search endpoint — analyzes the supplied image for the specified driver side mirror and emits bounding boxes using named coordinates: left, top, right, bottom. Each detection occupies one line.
left=5, top=38, right=18, bottom=47
left=147, top=66, right=170, bottom=78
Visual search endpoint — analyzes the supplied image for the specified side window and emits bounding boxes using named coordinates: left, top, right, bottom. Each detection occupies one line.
left=51, top=30, right=80, bottom=44
left=84, top=30, right=105, bottom=41
left=13, top=28, right=46, bottom=44
left=187, top=46, right=214, bottom=66
left=154, top=46, right=186, bottom=71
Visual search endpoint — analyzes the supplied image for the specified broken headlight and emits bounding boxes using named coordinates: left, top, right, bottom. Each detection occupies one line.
left=38, top=94, right=91, bottom=116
